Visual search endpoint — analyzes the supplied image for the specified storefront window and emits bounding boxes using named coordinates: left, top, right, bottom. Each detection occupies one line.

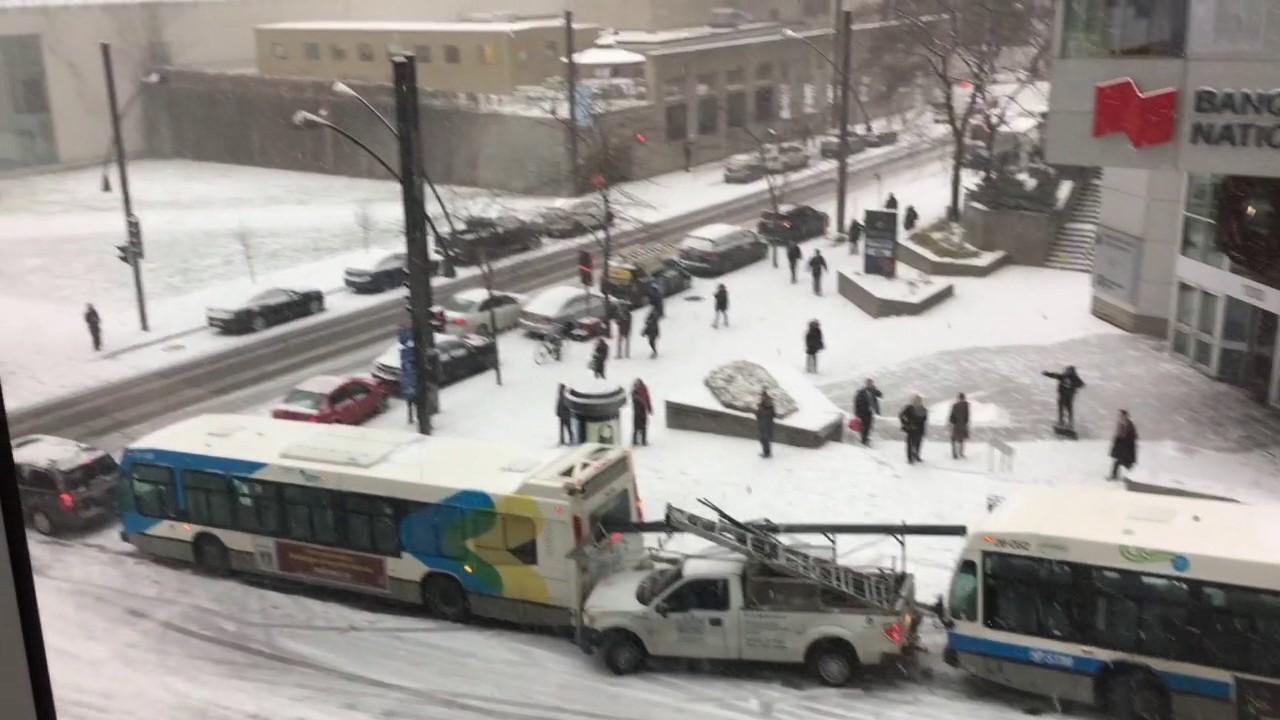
left=1172, top=330, right=1190, bottom=357
left=1198, top=291, right=1219, bottom=335
left=1176, top=283, right=1197, bottom=326
left=1185, top=174, right=1219, bottom=216
left=1061, top=0, right=1188, bottom=58
left=1181, top=215, right=1227, bottom=268
left=1218, top=347, right=1246, bottom=380
left=1195, top=339, right=1214, bottom=366
left=1223, top=297, right=1252, bottom=343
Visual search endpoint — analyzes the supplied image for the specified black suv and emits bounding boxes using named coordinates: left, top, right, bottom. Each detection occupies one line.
left=440, top=216, right=541, bottom=265
left=11, top=435, right=119, bottom=536
left=757, top=204, right=830, bottom=244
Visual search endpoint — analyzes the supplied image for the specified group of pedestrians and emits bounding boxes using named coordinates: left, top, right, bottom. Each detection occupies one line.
left=783, top=243, right=829, bottom=296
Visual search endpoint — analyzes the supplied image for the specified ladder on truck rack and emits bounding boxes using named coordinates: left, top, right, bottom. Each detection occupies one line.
left=664, top=503, right=898, bottom=611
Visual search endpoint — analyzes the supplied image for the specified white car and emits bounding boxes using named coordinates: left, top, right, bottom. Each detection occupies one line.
left=432, top=288, right=527, bottom=336
left=762, top=142, right=810, bottom=173
left=517, top=285, right=608, bottom=336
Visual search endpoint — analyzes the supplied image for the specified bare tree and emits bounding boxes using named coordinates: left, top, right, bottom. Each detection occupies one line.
left=234, top=221, right=256, bottom=283
left=893, top=0, right=1053, bottom=220
left=354, top=203, right=375, bottom=253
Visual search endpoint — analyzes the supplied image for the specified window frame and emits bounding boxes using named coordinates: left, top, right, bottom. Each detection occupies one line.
left=1060, top=0, right=1189, bottom=59
left=129, top=463, right=179, bottom=519
left=444, top=45, right=461, bottom=64
left=181, top=469, right=235, bottom=529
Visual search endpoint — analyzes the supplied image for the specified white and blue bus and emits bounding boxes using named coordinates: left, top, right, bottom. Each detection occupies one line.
left=117, top=414, right=647, bottom=627
left=944, top=485, right=1280, bottom=720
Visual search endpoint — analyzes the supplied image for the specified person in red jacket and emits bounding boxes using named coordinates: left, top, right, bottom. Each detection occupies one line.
left=631, top=379, right=653, bottom=446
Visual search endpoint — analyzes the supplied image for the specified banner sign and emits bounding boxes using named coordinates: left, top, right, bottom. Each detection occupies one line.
left=275, top=540, right=389, bottom=591
left=863, top=209, right=899, bottom=278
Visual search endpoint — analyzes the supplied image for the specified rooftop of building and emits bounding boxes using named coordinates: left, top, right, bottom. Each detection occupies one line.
left=256, top=17, right=596, bottom=34
left=608, top=21, right=828, bottom=46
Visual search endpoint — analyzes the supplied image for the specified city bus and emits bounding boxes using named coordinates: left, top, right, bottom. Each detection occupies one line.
left=116, top=414, right=647, bottom=628
left=943, top=485, right=1280, bottom=720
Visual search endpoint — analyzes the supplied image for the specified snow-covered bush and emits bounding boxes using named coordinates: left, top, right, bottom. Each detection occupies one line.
left=704, top=361, right=797, bottom=417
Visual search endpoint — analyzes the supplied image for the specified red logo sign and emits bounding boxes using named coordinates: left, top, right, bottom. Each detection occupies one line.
left=1092, top=78, right=1178, bottom=149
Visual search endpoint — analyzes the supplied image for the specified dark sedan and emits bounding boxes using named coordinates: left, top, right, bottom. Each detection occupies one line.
left=343, top=250, right=443, bottom=293
left=757, top=204, right=830, bottom=244
left=371, top=332, right=498, bottom=394
left=440, top=216, right=540, bottom=265
left=206, top=287, right=325, bottom=333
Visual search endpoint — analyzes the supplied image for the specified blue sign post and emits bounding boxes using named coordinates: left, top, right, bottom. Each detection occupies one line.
left=398, top=329, right=417, bottom=401
left=573, top=84, right=596, bottom=129
left=862, top=209, right=899, bottom=279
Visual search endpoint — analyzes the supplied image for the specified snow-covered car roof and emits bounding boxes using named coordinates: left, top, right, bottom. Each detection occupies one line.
left=11, top=435, right=107, bottom=471
left=525, top=285, right=594, bottom=314
left=451, top=287, right=512, bottom=304
left=686, top=223, right=743, bottom=242
left=346, top=252, right=402, bottom=272
left=293, top=375, right=347, bottom=394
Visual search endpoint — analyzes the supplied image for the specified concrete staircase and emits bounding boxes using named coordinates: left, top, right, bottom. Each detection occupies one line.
left=1046, top=168, right=1102, bottom=272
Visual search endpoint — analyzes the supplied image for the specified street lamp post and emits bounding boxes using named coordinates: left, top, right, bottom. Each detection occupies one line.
left=100, top=41, right=149, bottom=332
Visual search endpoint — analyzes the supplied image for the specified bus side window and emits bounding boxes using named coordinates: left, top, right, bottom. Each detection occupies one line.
left=182, top=470, right=234, bottom=528
left=131, top=464, right=178, bottom=519
left=950, top=560, right=978, bottom=622
left=232, top=478, right=282, bottom=535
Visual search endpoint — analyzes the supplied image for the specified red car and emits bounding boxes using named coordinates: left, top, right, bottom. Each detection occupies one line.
left=272, top=375, right=387, bottom=424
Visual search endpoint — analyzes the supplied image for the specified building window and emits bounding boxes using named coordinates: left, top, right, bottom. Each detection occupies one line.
left=544, top=40, right=559, bottom=57
left=726, top=68, right=745, bottom=87
left=1172, top=282, right=1221, bottom=369
left=665, top=103, right=688, bottom=142
left=358, top=43, right=375, bottom=62
left=726, top=91, right=747, bottom=128
left=1189, top=0, right=1280, bottom=56
left=270, top=42, right=288, bottom=60
left=697, top=96, right=718, bottom=135
left=663, top=78, right=685, bottom=101
left=304, top=42, right=320, bottom=61
left=1182, top=214, right=1227, bottom=268
left=756, top=62, right=773, bottom=81
left=444, top=45, right=461, bottom=64
left=1198, top=291, right=1219, bottom=336
left=331, top=44, right=347, bottom=61
left=754, top=86, right=776, bottom=122
left=695, top=73, right=716, bottom=96
left=414, top=45, right=432, bottom=63
left=802, top=0, right=831, bottom=17
left=1060, top=0, right=1188, bottom=58
left=478, top=44, right=497, bottom=64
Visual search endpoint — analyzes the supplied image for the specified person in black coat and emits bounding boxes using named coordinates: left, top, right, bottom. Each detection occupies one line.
left=631, top=379, right=653, bottom=446
left=1109, top=410, right=1138, bottom=480
left=885, top=193, right=899, bottom=210
left=590, top=337, right=609, bottom=379
left=903, top=205, right=919, bottom=232
left=84, top=303, right=101, bottom=351
left=557, top=384, right=573, bottom=444
left=847, top=219, right=863, bottom=251
left=948, top=392, right=970, bottom=459
left=786, top=240, right=802, bottom=284
left=1042, top=365, right=1085, bottom=429
left=804, top=320, right=824, bottom=373
left=648, top=280, right=665, bottom=319
left=898, top=394, right=928, bottom=464
left=808, top=250, right=828, bottom=296
left=642, top=310, right=660, bottom=358
left=853, top=378, right=883, bottom=445
left=755, top=390, right=776, bottom=458
left=712, top=284, right=729, bottom=328
left=615, top=307, right=632, bottom=359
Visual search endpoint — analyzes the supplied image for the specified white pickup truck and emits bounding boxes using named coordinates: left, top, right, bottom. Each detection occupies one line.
left=579, top=552, right=918, bottom=686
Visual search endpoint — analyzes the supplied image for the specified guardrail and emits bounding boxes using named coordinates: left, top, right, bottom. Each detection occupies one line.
left=10, top=139, right=948, bottom=440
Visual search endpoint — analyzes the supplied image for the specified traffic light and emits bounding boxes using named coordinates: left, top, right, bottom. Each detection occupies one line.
left=634, top=132, right=648, bottom=144
left=577, top=250, right=593, bottom=286
left=115, top=244, right=132, bottom=265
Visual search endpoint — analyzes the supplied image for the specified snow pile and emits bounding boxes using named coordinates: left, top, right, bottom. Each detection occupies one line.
left=705, top=361, right=798, bottom=417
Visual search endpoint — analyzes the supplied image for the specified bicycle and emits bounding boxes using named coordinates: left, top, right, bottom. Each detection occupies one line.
left=534, top=336, right=565, bottom=365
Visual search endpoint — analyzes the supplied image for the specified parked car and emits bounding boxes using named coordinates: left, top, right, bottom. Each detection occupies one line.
left=11, top=434, right=118, bottom=536
left=371, top=333, right=498, bottom=393
left=206, top=287, right=325, bottom=333
left=819, top=129, right=868, bottom=159
left=601, top=243, right=691, bottom=307
left=517, top=285, right=608, bottom=336
left=861, top=130, right=899, bottom=148
left=676, top=223, right=769, bottom=277
left=541, top=197, right=614, bottom=238
left=272, top=375, right=387, bottom=424
left=431, top=288, right=527, bottom=336
left=722, top=154, right=765, bottom=184
left=343, top=249, right=443, bottom=293
left=440, top=217, right=540, bottom=265
left=757, top=204, right=830, bottom=244
left=762, top=142, right=810, bottom=173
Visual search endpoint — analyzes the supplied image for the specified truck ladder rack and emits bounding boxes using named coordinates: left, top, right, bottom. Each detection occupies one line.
left=664, top=503, right=898, bottom=611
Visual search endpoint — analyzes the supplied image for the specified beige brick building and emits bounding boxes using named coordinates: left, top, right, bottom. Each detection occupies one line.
left=254, top=18, right=601, bottom=95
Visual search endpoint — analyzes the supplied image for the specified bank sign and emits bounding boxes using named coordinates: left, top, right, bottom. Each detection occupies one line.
left=1091, top=77, right=1280, bottom=151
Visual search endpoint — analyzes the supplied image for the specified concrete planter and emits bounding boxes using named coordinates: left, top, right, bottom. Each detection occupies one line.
left=836, top=271, right=953, bottom=318
left=896, top=241, right=1011, bottom=277
left=664, top=400, right=843, bottom=448
left=962, top=203, right=1055, bottom=266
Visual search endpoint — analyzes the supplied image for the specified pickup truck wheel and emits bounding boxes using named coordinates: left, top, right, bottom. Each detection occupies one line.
left=601, top=632, right=647, bottom=675
left=808, top=641, right=858, bottom=687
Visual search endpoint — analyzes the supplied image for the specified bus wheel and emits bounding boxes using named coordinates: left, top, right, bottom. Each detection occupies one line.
left=601, top=631, right=647, bottom=675
left=193, top=535, right=232, bottom=576
left=1106, top=670, right=1169, bottom=720
left=807, top=640, right=859, bottom=687
left=423, top=575, right=470, bottom=623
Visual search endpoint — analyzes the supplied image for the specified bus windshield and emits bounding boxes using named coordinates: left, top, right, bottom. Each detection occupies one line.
left=589, top=487, right=634, bottom=543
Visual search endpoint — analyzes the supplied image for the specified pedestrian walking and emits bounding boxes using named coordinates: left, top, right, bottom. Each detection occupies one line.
left=712, top=284, right=729, bottom=328
left=631, top=378, right=652, bottom=446
left=853, top=378, right=883, bottom=445
left=615, top=307, right=633, bottom=358
left=590, top=337, right=609, bottom=379
left=898, top=394, right=928, bottom=464
left=1042, top=365, right=1085, bottom=430
left=1108, top=410, right=1138, bottom=480
left=642, top=310, right=660, bottom=358
left=948, top=392, right=970, bottom=459
left=808, top=250, right=828, bottom=296
left=557, top=384, right=574, bottom=444
left=755, top=390, right=776, bottom=458
left=682, top=139, right=693, bottom=172
left=804, top=320, right=824, bottom=373
left=801, top=122, right=812, bottom=148
left=885, top=192, right=899, bottom=210
left=786, top=241, right=802, bottom=283
left=847, top=219, right=863, bottom=251
left=648, top=280, right=665, bottom=319
left=84, top=303, right=101, bottom=352
left=903, top=205, right=919, bottom=232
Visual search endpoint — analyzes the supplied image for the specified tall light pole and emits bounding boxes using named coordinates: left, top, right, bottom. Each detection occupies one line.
left=564, top=9, right=582, bottom=195
left=100, top=41, right=149, bottom=332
